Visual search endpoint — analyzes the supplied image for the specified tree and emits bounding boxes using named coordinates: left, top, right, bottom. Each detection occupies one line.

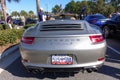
left=28, top=10, right=34, bottom=18
left=111, top=0, right=120, bottom=7
left=87, top=1, right=95, bottom=14
left=52, top=4, right=62, bottom=14
left=0, top=10, right=3, bottom=20
left=112, top=0, right=120, bottom=11
left=36, top=0, right=40, bottom=20
left=80, top=1, right=91, bottom=15
left=105, top=5, right=115, bottom=17
left=75, top=1, right=81, bottom=14
left=20, top=10, right=28, bottom=18
left=11, top=11, right=19, bottom=16
left=0, top=0, right=20, bottom=23
left=0, top=10, right=2, bottom=16
left=88, top=0, right=106, bottom=14
left=64, top=0, right=76, bottom=13
left=64, top=0, right=91, bottom=15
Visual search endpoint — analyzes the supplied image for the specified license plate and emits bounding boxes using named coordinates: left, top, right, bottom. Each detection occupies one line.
left=52, top=54, right=73, bottom=65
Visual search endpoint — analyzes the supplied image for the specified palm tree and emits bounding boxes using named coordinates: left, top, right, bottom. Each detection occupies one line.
left=29, top=10, right=34, bottom=18
left=36, top=0, right=40, bottom=19
left=0, top=0, right=20, bottom=23
left=52, top=4, right=62, bottom=14
left=20, top=10, right=28, bottom=18
left=11, top=11, right=19, bottom=16
left=1, top=0, right=7, bottom=23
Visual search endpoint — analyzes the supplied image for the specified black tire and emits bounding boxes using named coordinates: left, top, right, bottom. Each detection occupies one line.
left=102, top=26, right=110, bottom=39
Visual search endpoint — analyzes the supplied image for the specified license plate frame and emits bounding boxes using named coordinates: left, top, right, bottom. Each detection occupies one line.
left=51, top=54, right=73, bottom=65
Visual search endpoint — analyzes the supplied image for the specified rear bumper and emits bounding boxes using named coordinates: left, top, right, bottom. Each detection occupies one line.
left=20, top=41, right=106, bottom=70
left=23, top=60, right=104, bottom=69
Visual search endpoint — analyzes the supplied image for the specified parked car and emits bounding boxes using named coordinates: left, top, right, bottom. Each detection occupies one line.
left=111, top=12, right=120, bottom=18
left=0, top=20, right=5, bottom=24
left=85, top=14, right=109, bottom=27
left=102, top=15, right=120, bottom=38
left=13, top=19, right=22, bottom=25
left=85, top=14, right=110, bottom=38
left=19, top=15, right=106, bottom=73
left=25, top=18, right=37, bottom=24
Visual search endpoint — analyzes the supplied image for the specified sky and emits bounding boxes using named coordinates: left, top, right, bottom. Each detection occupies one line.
left=6, top=0, right=82, bottom=15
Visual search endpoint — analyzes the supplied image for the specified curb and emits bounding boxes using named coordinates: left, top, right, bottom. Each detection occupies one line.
left=0, top=44, right=19, bottom=60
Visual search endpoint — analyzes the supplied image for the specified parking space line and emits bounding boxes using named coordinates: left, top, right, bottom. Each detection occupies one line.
left=0, top=68, right=4, bottom=74
left=108, top=46, right=120, bottom=55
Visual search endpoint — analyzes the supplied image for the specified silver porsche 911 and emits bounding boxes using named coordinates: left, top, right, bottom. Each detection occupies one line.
left=19, top=19, right=107, bottom=73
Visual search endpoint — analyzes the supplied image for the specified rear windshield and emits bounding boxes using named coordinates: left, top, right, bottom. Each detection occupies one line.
left=40, top=24, right=83, bottom=31
left=88, top=15, right=106, bottom=19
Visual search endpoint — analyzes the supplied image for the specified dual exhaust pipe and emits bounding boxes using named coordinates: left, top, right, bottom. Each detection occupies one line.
left=26, top=67, right=98, bottom=74
left=86, top=68, right=98, bottom=73
left=27, top=68, right=44, bottom=74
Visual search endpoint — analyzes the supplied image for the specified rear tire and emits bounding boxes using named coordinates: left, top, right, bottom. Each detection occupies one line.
left=102, top=26, right=110, bottom=39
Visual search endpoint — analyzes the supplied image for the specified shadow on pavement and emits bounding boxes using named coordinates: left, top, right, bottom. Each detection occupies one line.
left=106, top=56, right=120, bottom=64
left=5, top=57, right=76, bottom=79
left=3, top=44, right=120, bottom=79
left=105, top=46, right=120, bottom=64
left=1, top=44, right=19, bottom=59
left=97, top=48, right=120, bottom=79
left=98, top=65, right=120, bottom=79
left=110, top=34, right=120, bottom=41
left=5, top=56, right=120, bottom=80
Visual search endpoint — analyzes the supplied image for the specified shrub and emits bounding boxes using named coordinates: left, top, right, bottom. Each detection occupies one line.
left=12, top=29, right=25, bottom=39
left=0, top=24, right=8, bottom=30
left=0, top=25, right=3, bottom=30
left=0, top=30, right=16, bottom=45
left=0, top=29, right=24, bottom=46
left=12, top=24, right=16, bottom=29
left=7, top=30, right=17, bottom=44
left=2, top=24, right=9, bottom=30
left=0, top=31, right=8, bottom=46
left=24, top=24, right=35, bottom=29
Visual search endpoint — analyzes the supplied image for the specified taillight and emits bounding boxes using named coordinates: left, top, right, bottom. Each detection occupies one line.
left=21, top=37, right=35, bottom=44
left=89, top=35, right=104, bottom=44
left=22, top=59, right=28, bottom=62
left=90, top=20, right=97, bottom=23
left=98, top=57, right=105, bottom=61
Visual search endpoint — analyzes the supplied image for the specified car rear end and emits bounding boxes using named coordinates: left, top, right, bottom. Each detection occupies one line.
left=85, top=14, right=109, bottom=27
left=20, top=20, right=106, bottom=72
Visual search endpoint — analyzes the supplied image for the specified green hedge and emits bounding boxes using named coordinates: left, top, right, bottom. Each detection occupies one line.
left=24, top=24, right=35, bottom=29
left=0, top=24, right=16, bottom=30
left=0, top=23, right=34, bottom=30
left=0, top=29, right=24, bottom=46
left=0, top=23, right=34, bottom=46
left=0, top=24, right=9, bottom=30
